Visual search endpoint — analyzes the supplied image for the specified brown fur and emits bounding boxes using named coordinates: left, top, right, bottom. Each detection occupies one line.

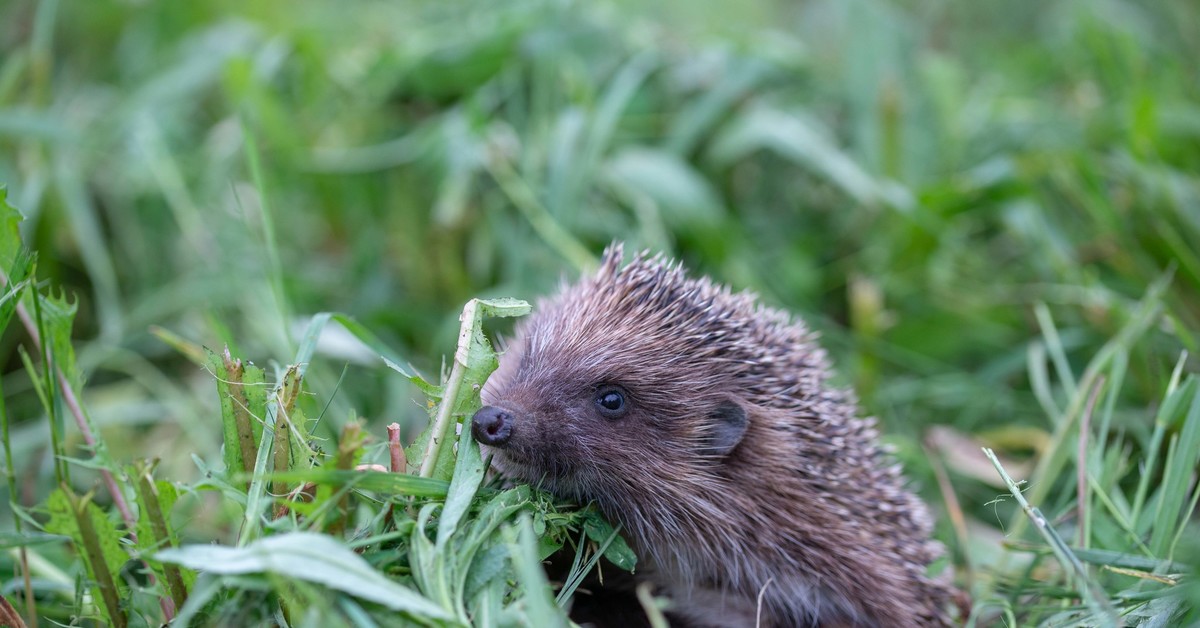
left=479, top=244, right=956, bottom=627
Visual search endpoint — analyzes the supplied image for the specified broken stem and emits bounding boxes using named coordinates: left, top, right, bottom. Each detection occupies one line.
left=387, top=422, right=406, bottom=473
left=418, top=299, right=477, bottom=477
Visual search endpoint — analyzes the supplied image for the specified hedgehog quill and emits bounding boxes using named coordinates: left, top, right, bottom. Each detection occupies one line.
left=471, top=245, right=957, bottom=627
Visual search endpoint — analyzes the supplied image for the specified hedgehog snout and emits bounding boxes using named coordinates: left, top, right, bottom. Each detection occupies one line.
left=471, top=405, right=515, bottom=447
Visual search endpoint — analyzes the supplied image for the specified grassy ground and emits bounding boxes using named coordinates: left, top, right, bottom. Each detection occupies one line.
left=1, top=0, right=1198, bottom=625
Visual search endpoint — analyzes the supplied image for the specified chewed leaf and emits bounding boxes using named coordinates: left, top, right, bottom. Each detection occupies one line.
left=411, top=297, right=531, bottom=481
left=206, top=347, right=266, bottom=479
left=45, top=488, right=130, bottom=627
left=156, top=532, right=453, bottom=621
left=474, top=297, right=532, bottom=319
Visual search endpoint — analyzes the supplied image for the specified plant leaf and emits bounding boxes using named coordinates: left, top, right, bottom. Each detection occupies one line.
left=157, top=532, right=455, bottom=622
left=603, top=147, right=724, bottom=227
left=708, top=104, right=912, bottom=209
left=44, top=487, right=130, bottom=627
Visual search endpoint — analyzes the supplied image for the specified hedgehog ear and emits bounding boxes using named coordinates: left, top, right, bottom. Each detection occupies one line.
left=704, top=399, right=748, bottom=457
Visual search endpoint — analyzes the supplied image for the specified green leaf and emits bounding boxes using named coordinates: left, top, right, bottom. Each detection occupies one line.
left=1151, top=379, right=1200, bottom=558
left=382, top=354, right=442, bottom=397
left=131, top=473, right=183, bottom=556
left=291, top=312, right=332, bottom=380
left=0, top=531, right=70, bottom=548
left=462, top=544, right=510, bottom=603
left=708, top=104, right=912, bottom=209
left=437, top=418, right=486, bottom=547
left=665, top=56, right=773, bottom=156
left=583, top=511, right=637, bottom=572
left=130, top=460, right=194, bottom=609
left=407, top=502, right=448, bottom=615
left=506, top=515, right=565, bottom=628
left=265, top=469, right=450, bottom=498
left=44, top=487, right=130, bottom=628
left=156, top=532, right=456, bottom=622
left=603, top=147, right=724, bottom=227
left=206, top=346, right=267, bottom=480
left=0, top=186, right=34, bottom=332
left=412, top=297, right=530, bottom=481
left=35, top=290, right=80, bottom=390
left=330, top=312, right=408, bottom=368
left=454, top=486, right=531, bottom=580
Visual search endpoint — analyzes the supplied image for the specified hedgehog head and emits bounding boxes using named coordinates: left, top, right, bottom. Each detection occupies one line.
left=470, top=244, right=817, bottom=530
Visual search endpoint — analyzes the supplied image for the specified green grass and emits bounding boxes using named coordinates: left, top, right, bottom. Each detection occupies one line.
left=1, top=0, right=1199, bottom=625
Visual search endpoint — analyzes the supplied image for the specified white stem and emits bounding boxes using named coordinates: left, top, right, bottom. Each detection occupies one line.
left=418, top=299, right=477, bottom=478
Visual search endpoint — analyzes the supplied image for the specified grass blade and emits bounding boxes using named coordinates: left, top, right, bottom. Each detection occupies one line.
left=158, top=532, right=456, bottom=622
left=984, top=448, right=1120, bottom=626
left=1151, top=382, right=1200, bottom=558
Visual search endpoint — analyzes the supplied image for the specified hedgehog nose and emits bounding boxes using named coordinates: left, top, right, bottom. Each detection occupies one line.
left=471, top=405, right=514, bottom=447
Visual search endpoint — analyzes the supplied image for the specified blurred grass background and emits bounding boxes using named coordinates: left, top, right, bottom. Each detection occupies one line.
left=2, top=0, right=1199, bottom=623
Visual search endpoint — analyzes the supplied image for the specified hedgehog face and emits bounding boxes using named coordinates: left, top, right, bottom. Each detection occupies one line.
left=471, top=356, right=658, bottom=497
left=470, top=246, right=768, bottom=505
left=471, top=332, right=750, bottom=505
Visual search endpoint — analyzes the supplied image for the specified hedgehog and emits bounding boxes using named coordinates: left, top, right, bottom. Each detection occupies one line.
left=470, top=244, right=956, bottom=627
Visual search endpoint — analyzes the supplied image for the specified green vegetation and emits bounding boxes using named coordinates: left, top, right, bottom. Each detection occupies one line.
left=1, top=0, right=1198, bottom=625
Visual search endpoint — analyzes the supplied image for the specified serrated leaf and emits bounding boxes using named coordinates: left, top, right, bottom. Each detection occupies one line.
left=44, top=487, right=130, bottom=628
left=131, top=461, right=194, bottom=608
left=206, top=347, right=266, bottom=479
left=36, top=290, right=81, bottom=391
left=395, top=297, right=541, bottom=621
left=156, top=532, right=455, bottom=622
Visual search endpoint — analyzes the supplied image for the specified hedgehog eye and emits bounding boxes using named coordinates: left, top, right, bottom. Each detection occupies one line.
left=594, top=386, right=627, bottom=419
